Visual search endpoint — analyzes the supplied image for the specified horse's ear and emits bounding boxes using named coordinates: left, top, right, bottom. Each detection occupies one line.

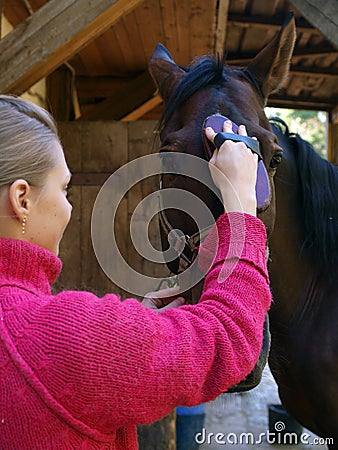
left=247, top=12, right=296, bottom=99
left=149, top=44, right=185, bottom=103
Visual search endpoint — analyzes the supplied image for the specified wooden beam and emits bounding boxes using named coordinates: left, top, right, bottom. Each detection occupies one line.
left=288, top=0, right=338, bottom=48
left=213, top=0, right=230, bottom=56
left=328, top=107, right=338, bottom=164
left=2, top=0, right=32, bottom=26
left=79, top=71, right=155, bottom=120
left=121, top=94, right=162, bottom=121
left=0, top=0, right=144, bottom=94
left=46, top=65, right=75, bottom=121
left=227, top=44, right=337, bottom=66
left=290, top=65, right=338, bottom=79
left=22, top=0, right=34, bottom=15
left=228, top=59, right=338, bottom=79
left=331, top=104, right=338, bottom=125
left=76, top=76, right=135, bottom=98
left=228, top=13, right=322, bottom=34
left=267, top=95, right=335, bottom=110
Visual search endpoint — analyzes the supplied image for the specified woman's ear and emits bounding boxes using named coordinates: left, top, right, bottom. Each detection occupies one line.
left=8, top=179, right=31, bottom=219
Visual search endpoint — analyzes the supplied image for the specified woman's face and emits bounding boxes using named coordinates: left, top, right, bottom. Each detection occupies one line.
left=26, top=141, right=73, bottom=255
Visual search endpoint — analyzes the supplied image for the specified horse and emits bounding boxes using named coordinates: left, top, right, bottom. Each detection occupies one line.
left=148, top=12, right=338, bottom=446
left=149, top=13, right=295, bottom=394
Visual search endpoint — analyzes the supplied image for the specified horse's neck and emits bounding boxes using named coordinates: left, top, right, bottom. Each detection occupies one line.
left=268, top=177, right=315, bottom=326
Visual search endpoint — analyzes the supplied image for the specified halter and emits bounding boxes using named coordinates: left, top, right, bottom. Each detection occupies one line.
left=158, top=178, right=213, bottom=274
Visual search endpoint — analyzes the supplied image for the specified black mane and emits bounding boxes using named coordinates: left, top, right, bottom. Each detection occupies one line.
left=271, top=118, right=338, bottom=270
left=158, top=54, right=226, bottom=132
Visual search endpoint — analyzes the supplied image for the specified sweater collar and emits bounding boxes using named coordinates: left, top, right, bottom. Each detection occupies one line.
left=0, top=238, right=62, bottom=295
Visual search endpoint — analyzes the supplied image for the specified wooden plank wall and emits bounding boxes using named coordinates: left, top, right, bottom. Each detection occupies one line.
left=53, top=120, right=175, bottom=450
left=54, top=120, right=168, bottom=299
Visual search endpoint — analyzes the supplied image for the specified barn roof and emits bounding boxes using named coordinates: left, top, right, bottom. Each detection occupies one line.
left=1, top=0, right=337, bottom=122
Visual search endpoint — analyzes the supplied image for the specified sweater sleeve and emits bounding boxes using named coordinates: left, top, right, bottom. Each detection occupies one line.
left=25, top=212, right=271, bottom=432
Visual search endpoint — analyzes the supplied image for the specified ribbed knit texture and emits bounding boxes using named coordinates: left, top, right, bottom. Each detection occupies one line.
left=0, top=213, right=271, bottom=450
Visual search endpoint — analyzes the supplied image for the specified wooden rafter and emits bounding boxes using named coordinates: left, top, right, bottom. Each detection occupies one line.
left=75, top=65, right=330, bottom=99
left=227, top=44, right=337, bottom=66
left=290, top=65, right=338, bottom=79
left=79, top=71, right=155, bottom=120
left=2, top=0, right=34, bottom=25
left=228, top=13, right=322, bottom=34
left=268, top=94, right=336, bottom=110
left=288, top=0, right=338, bottom=48
left=46, top=64, right=81, bottom=121
left=228, top=63, right=338, bottom=78
left=21, top=0, right=34, bottom=15
left=227, top=57, right=337, bottom=79
left=0, top=0, right=144, bottom=94
left=121, top=95, right=162, bottom=121
left=328, top=107, right=338, bottom=164
left=331, top=105, right=338, bottom=125
left=76, top=76, right=136, bottom=99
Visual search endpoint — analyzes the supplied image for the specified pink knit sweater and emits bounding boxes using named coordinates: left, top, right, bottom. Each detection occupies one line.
left=0, top=213, right=271, bottom=449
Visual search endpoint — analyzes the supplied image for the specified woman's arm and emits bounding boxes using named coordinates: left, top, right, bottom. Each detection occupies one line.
left=24, top=123, right=270, bottom=432
left=32, top=211, right=270, bottom=432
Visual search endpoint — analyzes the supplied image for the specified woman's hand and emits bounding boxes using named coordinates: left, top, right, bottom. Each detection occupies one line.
left=142, top=286, right=185, bottom=312
left=205, top=120, right=258, bottom=216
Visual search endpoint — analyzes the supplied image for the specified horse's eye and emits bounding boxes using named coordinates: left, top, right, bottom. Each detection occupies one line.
left=270, top=152, right=283, bottom=169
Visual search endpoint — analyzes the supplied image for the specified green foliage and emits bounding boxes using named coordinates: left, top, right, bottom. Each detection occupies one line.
left=265, top=108, right=327, bottom=159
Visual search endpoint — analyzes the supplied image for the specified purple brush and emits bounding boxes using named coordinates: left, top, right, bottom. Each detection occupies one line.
left=202, top=114, right=271, bottom=211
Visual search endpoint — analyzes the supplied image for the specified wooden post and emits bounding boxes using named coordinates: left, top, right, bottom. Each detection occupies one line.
left=328, top=106, right=338, bottom=164
left=46, top=66, right=74, bottom=121
left=138, top=411, right=176, bottom=450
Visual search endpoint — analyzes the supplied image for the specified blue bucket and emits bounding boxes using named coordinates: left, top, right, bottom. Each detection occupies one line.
left=176, top=404, right=206, bottom=450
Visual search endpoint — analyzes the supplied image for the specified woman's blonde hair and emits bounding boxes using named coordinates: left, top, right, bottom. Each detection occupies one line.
left=0, top=95, right=60, bottom=188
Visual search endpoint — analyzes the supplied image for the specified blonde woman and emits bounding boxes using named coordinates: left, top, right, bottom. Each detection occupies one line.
left=0, top=95, right=270, bottom=449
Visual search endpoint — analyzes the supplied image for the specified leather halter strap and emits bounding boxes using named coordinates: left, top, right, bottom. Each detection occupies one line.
left=158, top=178, right=213, bottom=273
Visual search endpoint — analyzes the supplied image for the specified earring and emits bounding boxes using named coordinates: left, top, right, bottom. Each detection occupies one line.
left=22, top=216, right=27, bottom=235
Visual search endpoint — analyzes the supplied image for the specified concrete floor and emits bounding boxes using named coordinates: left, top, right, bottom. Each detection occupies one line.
left=200, top=366, right=329, bottom=450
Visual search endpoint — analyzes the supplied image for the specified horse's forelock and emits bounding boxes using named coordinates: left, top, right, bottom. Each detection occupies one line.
left=158, top=54, right=227, bottom=133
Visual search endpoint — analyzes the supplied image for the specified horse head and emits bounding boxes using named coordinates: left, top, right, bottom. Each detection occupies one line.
left=149, top=14, right=296, bottom=272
